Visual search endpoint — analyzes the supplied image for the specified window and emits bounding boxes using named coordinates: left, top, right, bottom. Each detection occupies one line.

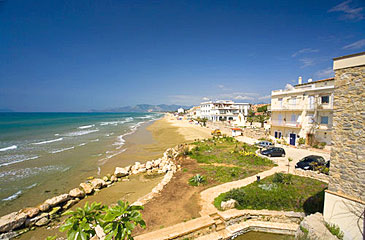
left=321, top=96, right=329, bottom=104
left=320, top=116, right=329, bottom=124
left=291, top=114, right=296, bottom=122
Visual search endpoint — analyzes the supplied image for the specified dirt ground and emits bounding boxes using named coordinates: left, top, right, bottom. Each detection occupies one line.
left=133, top=156, right=206, bottom=235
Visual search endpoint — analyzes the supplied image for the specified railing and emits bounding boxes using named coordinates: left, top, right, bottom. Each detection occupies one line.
left=271, top=120, right=301, bottom=128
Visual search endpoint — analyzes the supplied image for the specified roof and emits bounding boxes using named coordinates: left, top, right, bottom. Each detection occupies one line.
left=333, top=51, right=365, bottom=61
left=294, top=77, right=334, bottom=87
left=231, top=128, right=242, bottom=131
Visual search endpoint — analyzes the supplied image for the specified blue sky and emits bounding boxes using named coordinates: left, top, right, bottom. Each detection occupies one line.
left=0, top=0, right=364, bottom=111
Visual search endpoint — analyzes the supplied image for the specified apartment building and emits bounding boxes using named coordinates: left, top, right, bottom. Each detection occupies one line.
left=200, top=100, right=250, bottom=122
left=271, top=77, right=334, bottom=146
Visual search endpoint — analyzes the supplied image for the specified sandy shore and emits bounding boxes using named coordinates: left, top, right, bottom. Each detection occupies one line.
left=18, top=114, right=213, bottom=239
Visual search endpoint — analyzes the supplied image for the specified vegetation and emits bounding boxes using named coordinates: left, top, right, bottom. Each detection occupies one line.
left=287, top=157, right=293, bottom=173
left=188, top=136, right=273, bottom=168
left=325, top=222, right=344, bottom=240
left=198, top=165, right=259, bottom=183
left=258, top=137, right=273, bottom=143
left=214, top=174, right=328, bottom=214
left=189, top=174, right=206, bottom=186
left=49, top=201, right=145, bottom=240
left=298, top=137, right=306, bottom=145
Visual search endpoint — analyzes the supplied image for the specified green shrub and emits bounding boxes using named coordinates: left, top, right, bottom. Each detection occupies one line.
left=223, top=188, right=246, bottom=205
left=298, top=138, right=305, bottom=145
left=325, top=222, right=344, bottom=240
left=273, top=172, right=285, bottom=183
left=189, top=174, right=206, bottom=186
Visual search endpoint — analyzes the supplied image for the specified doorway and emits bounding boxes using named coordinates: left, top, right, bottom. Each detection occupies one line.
left=289, top=133, right=296, bottom=146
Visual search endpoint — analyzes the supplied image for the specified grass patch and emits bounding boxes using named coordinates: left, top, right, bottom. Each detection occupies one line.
left=188, top=137, right=273, bottom=167
left=198, top=165, right=258, bottom=183
left=325, top=222, right=344, bottom=240
left=214, top=173, right=328, bottom=214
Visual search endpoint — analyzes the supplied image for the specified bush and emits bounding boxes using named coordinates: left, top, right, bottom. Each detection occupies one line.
left=298, top=138, right=305, bottom=145
left=325, top=222, right=344, bottom=240
left=223, top=188, right=246, bottom=205
left=319, top=142, right=326, bottom=149
left=189, top=174, right=206, bottom=186
left=273, top=172, right=285, bottom=183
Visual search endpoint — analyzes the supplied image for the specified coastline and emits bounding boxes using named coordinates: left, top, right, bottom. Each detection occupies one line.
left=14, top=114, right=201, bottom=239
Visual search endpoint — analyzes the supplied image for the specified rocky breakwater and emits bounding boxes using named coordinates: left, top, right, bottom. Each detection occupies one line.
left=0, top=147, right=180, bottom=239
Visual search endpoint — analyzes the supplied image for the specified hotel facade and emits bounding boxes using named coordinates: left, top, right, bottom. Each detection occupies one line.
left=270, top=77, right=334, bottom=146
left=199, top=100, right=250, bottom=122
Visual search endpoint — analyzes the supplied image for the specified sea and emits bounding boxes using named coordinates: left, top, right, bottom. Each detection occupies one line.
left=0, top=112, right=162, bottom=214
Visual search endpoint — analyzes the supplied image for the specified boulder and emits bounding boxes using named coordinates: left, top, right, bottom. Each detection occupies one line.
left=296, top=213, right=338, bottom=240
left=80, top=182, right=94, bottom=194
left=90, top=179, right=106, bottom=189
left=153, top=159, right=161, bottom=168
left=38, top=202, right=51, bottom=212
left=0, top=212, right=27, bottom=233
left=114, top=167, right=129, bottom=178
left=110, top=175, right=117, bottom=182
left=146, top=161, right=153, bottom=170
left=35, top=217, right=49, bottom=227
left=20, top=207, right=39, bottom=218
left=221, top=199, right=237, bottom=210
left=138, top=168, right=147, bottom=173
left=102, top=176, right=109, bottom=182
left=63, top=199, right=80, bottom=210
left=44, top=194, right=70, bottom=207
left=69, top=188, right=85, bottom=198
left=49, top=207, right=61, bottom=217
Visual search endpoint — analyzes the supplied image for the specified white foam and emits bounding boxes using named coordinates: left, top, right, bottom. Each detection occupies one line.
left=32, top=138, right=63, bottom=145
left=78, top=124, right=95, bottom=129
left=2, top=190, right=22, bottom=201
left=100, top=117, right=133, bottom=126
left=90, top=138, right=99, bottom=142
left=98, top=149, right=127, bottom=165
left=26, top=183, right=37, bottom=189
left=78, top=143, right=87, bottom=147
left=0, top=156, right=39, bottom=167
left=63, top=129, right=99, bottom=137
left=49, top=146, right=75, bottom=154
left=0, top=145, right=17, bottom=152
left=0, top=165, right=65, bottom=181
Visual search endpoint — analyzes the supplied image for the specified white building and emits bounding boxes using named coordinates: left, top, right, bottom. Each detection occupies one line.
left=271, top=77, right=334, bottom=146
left=199, top=100, right=250, bottom=122
left=177, top=108, right=185, bottom=114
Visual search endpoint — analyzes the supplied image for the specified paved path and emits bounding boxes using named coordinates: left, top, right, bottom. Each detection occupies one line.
left=199, top=135, right=330, bottom=216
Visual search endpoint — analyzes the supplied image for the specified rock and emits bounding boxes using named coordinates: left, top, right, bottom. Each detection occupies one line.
left=0, top=212, right=27, bottom=233
left=90, top=178, right=106, bottom=189
left=221, top=199, right=237, bottom=210
left=49, top=207, right=61, bottom=216
left=114, top=167, right=129, bottom=178
left=20, top=207, right=39, bottom=218
left=132, top=169, right=139, bottom=175
left=296, top=213, right=338, bottom=240
left=138, top=168, right=147, bottom=173
left=38, top=202, right=51, bottom=212
left=153, top=159, right=161, bottom=168
left=0, top=231, right=20, bottom=240
left=105, top=181, right=112, bottom=186
left=69, top=188, right=85, bottom=198
left=146, top=161, right=153, bottom=169
left=87, top=176, right=94, bottom=180
left=26, top=213, right=48, bottom=227
left=35, top=217, right=49, bottom=227
left=110, top=175, right=117, bottom=182
left=103, top=176, right=109, bottom=182
left=80, top=182, right=94, bottom=194
left=63, top=199, right=80, bottom=210
left=44, top=194, right=70, bottom=208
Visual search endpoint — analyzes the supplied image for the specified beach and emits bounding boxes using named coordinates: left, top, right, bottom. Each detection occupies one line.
left=13, top=113, right=212, bottom=239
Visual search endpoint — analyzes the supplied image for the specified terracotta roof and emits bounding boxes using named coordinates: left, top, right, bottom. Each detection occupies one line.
left=294, top=77, right=334, bottom=87
left=231, top=128, right=242, bottom=131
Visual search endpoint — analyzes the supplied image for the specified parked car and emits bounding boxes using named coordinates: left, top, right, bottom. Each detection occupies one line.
left=295, top=155, right=326, bottom=170
left=255, top=141, right=274, bottom=148
left=260, top=147, right=286, bottom=157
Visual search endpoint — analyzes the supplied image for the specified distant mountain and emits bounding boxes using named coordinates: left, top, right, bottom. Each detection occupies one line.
left=90, top=104, right=192, bottom=113
left=0, top=108, right=13, bottom=112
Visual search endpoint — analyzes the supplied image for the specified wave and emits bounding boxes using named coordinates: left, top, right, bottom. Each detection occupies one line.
left=0, top=145, right=17, bottom=152
left=105, top=132, right=114, bottom=137
left=63, top=129, right=99, bottom=137
left=0, top=165, right=65, bottom=181
left=100, top=117, right=134, bottom=126
left=78, top=124, right=95, bottom=129
left=90, top=138, right=99, bottom=142
left=26, top=183, right=37, bottom=189
left=2, top=190, right=22, bottom=201
left=98, top=148, right=127, bottom=165
left=0, top=156, right=39, bottom=168
left=78, top=143, right=87, bottom=147
left=32, top=138, right=63, bottom=145
left=49, top=146, right=75, bottom=154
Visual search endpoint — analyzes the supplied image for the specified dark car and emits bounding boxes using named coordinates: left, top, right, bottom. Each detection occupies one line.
left=260, top=147, right=286, bottom=157
left=295, top=155, right=326, bottom=170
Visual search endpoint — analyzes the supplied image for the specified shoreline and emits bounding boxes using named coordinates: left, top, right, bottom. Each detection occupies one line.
left=9, top=114, right=192, bottom=239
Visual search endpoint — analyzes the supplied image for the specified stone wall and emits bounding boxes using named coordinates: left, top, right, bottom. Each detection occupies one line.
left=329, top=65, right=365, bottom=202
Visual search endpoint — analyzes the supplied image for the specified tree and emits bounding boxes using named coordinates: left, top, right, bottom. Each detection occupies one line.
left=53, top=201, right=145, bottom=240
left=200, top=117, right=208, bottom=127
left=257, top=105, right=268, bottom=113
left=255, top=114, right=268, bottom=128
left=247, top=110, right=255, bottom=126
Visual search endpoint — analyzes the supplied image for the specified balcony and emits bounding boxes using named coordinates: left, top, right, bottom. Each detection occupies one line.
left=271, top=120, right=301, bottom=128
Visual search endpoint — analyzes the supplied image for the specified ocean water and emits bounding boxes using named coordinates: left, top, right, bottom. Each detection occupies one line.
left=0, top=112, right=162, bottom=210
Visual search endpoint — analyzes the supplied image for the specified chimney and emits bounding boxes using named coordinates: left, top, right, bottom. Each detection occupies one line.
left=298, top=76, right=302, bottom=84
left=308, top=78, right=312, bottom=83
